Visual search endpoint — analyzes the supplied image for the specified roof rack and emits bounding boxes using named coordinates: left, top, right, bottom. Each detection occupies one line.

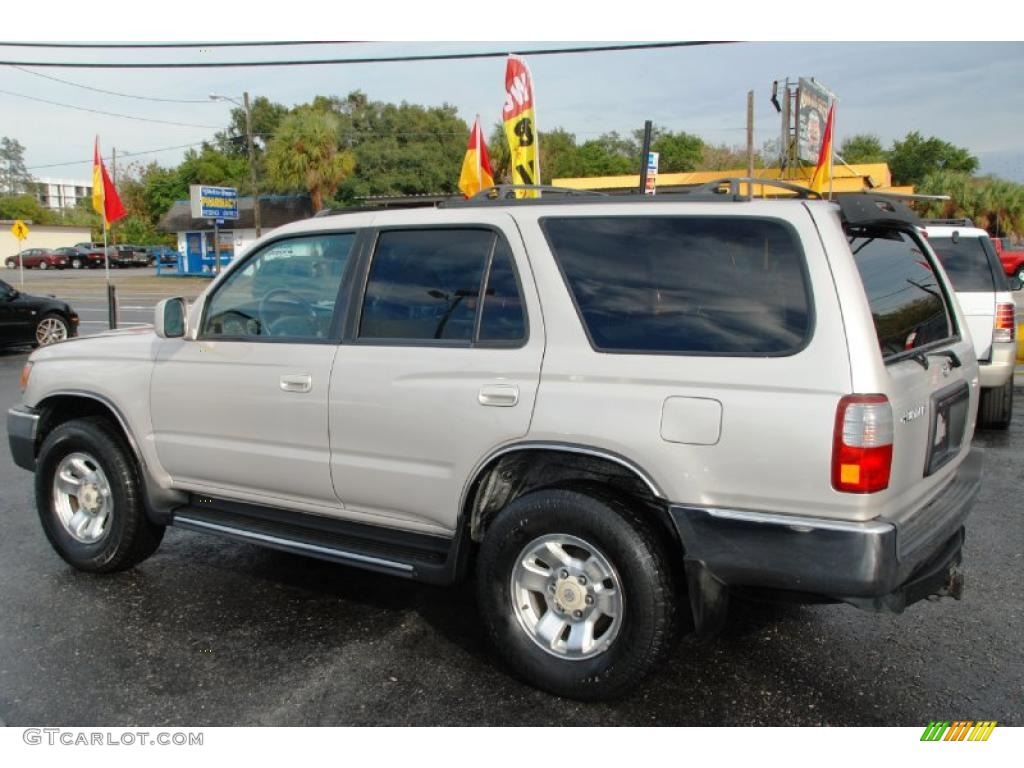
left=686, top=177, right=821, bottom=200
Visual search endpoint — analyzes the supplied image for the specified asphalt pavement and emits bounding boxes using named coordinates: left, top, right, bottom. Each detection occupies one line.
left=0, top=270, right=1022, bottom=725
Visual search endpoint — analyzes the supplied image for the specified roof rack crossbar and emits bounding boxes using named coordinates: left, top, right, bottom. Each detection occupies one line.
left=686, top=177, right=821, bottom=199
left=469, top=184, right=608, bottom=200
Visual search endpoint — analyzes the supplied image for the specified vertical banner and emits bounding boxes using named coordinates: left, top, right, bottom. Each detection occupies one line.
left=502, top=54, right=540, bottom=198
left=645, top=151, right=659, bottom=195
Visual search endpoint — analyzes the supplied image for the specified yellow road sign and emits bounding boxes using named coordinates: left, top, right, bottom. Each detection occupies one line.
left=11, top=220, right=29, bottom=240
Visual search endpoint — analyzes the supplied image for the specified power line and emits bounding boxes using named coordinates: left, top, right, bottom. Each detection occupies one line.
left=27, top=142, right=209, bottom=171
left=0, top=88, right=220, bottom=128
left=0, top=41, right=734, bottom=69
left=0, top=41, right=355, bottom=49
left=9, top=65, right=213, bottom=103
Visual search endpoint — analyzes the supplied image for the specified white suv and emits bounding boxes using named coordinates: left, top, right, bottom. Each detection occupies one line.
left=923, top=223, right=1018, bottom=428
left=7, top=183, right=984, bottom=700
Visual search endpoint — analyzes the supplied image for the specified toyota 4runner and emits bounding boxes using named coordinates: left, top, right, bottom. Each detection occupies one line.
left=7, top=182, right=984, bottom=700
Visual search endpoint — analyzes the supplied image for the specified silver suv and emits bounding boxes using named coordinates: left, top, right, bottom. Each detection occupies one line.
left=7, top=183, right=984, bottom=700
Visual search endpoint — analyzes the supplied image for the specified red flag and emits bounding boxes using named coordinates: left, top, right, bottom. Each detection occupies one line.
left=92, top=137, right=126, bottom=227
left=809, top=104, right=834, bottom=195
left=458, top=117, right=495, bottom=198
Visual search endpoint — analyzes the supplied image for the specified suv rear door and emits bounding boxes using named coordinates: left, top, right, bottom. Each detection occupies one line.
left=925, top=229, right=1002, bottom=360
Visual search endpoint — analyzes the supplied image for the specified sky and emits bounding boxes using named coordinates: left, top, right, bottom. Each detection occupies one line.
left=3, top=7, right=1022, bottom=185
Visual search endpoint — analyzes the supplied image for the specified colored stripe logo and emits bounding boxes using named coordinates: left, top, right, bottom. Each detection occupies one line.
left=921, top=721, right=997, bottom=741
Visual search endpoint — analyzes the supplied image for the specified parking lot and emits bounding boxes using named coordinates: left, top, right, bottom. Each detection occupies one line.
left=0, top=271, right=1022, bottom=726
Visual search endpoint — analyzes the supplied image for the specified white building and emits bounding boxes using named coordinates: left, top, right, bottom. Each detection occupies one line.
left=32, top=177, right=94, bottom=211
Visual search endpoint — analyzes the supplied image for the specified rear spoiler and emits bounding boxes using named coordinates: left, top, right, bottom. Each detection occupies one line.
left=837, top=194, right=923, bottom=230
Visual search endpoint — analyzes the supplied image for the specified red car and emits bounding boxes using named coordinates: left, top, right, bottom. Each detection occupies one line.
left=991, top=238, right=1024, bottom=283
left=4, top=249, right=71, bottom=270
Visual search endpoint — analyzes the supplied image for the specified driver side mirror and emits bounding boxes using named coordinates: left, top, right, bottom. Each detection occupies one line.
left=154, top=297, right=187, bottom=338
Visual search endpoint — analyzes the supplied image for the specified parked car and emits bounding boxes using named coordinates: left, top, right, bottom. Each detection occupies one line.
left=991, top=237, right=1024, bottom=283
left=0, top=278, right=78, bottom=348
left=923, top=223, right=1018, bottom=428
left=4, top=248, right=70, bottom=270
left=148, top=246, right=181, bottom=265
left=8, top=184, right=983, bottom=700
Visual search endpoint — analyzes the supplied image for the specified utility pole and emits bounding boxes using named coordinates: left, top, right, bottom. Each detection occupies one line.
left=244, top=91, right=261, bottom=237
left=746, top=90, right=755, bottom=200
left=638, top=120, right=653, bottom=195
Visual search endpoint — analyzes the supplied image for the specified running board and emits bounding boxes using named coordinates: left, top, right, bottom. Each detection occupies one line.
left=171, top=496, right=464, bottom=585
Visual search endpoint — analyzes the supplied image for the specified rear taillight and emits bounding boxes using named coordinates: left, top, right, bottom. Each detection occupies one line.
left=832, top=395, right=893, bottom=494
left=994, top=303, right=1015, bottom=344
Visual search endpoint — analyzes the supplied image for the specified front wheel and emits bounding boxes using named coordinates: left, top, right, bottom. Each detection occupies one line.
left=5, top=259, right=15, bottom=269
left=71, top=258, right=83, bottom=269
left=35, top=314, right=70, bottom=346
left=1016, top=265, right=1024, bottom=284
left=476, top=488, right=680, bottom=700
left=35, top=418, right=164, bottom=573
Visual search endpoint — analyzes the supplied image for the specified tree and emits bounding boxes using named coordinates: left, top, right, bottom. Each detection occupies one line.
left=0, top=137, right=32, bottom=195
left=265, top=108, right=355, bottom=211
left=214, top=96, right=289, bottom=158
left=915, top=171, right=1024, bottom=238
left=839, top=134, right=887, bottom=165
left=0, top=194, right=51, bottom=223
left=539, top=128, right=582, bottom=183
left=700, top=143, right=765, bottom=171
left=641, top=127, right=704, bottom=173
left=888, top=132, right=978, bottom=187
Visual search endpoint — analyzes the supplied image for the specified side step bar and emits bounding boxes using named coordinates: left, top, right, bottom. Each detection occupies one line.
left=172, top=496, right=464, bottom=585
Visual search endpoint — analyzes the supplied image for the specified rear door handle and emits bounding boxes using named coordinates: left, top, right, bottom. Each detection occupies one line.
left=280, top=374, right=312, bottom=393
left=478, top=383, right=519, bottom=407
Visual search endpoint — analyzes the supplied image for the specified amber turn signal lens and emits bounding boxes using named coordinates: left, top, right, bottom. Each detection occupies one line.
left=19, top=362, right=32, bottom=393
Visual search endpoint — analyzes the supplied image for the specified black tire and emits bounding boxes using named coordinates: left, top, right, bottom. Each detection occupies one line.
left=35, top=417, right=164, bottom=573
left=978, top=380, right=1014, bottom=429
left=476, top=488, right=680, bottom=700
left=5, top=259, right=15, bottom=269
left=71, top=258, right=82, bottom=269
left=1015, top=266, right=1024, bottom=284
left=38, top=261, right=48, bottom=270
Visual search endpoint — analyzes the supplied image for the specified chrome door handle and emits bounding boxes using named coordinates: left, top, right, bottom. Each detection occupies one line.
left=478, top=383, right=519, bottom=407
left=280, top=374, right=312, bottom=393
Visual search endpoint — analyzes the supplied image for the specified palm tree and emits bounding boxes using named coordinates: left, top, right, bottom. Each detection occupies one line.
left=265, top=108, right=355, bottom=212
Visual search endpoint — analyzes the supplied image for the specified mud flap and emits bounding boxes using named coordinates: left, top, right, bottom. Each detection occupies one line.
left=684, top=558, right=730, bottom=641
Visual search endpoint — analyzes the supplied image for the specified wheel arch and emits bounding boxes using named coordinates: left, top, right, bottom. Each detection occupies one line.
left=460, top=442, right=677, bottom=547
left=33, top=391, right=184, bottom=523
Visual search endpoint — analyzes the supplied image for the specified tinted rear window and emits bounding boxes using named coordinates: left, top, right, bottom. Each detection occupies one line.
left=849, top=228, right=954, bottom=359
left=927, top=235, right=997, bottom=292
left=541, top=216, right=811, bottom=355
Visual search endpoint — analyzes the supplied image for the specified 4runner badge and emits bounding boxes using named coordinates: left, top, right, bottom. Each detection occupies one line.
left=900, top=405, right=927, bottom=423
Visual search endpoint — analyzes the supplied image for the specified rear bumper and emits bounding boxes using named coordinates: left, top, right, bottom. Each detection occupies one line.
left=979, top=342, right=1016, bottom=388
left=670, top=448, right=983, bottom=612
left=7, top=405, right=39, bottom=472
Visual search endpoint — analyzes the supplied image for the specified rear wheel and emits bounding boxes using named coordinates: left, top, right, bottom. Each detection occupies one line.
left=35, top=418, right=164, bottom=573
left=38, top=261, right=48, bottom=270
left=978, top=380, right=1014, bottom=429
left=476, top=488, right=680, bottom=700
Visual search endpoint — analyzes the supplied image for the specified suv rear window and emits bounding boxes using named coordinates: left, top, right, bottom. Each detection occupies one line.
left=541, top=216, right=811, bottom=355
left=848, top=228, right=954, bottom=359
left=927, top=234, right=997, bottom=292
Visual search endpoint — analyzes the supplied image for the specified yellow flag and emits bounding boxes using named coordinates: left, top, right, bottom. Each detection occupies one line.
left=502, top=55, right=540, bottom=198
left=458, top=117, right=495, bottom=198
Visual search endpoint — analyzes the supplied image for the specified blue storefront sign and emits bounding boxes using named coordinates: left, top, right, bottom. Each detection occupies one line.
left=189, top=185, right=239, bottom=220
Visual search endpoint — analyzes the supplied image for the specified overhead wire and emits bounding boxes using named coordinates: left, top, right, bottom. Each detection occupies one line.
left=0, top=41, right=734, bottom=68
left=0, top=88, right=221, bottom=128
left=8, top=65, right=215, bottom=103
left=0, top=41, right=356, bottom=49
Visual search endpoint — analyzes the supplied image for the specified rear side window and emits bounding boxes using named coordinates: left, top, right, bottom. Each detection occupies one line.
left=541, top=216, right=811, bottom=355
left=927, top=235, right=997, bottom=292
left=849, top=228, right=954, bottom=359
left=359, top=228, right=526, bottom=344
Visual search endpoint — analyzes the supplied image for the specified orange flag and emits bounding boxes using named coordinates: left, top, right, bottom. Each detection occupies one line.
left=809, top=104, right=835, bottom=195
left=458, top=117, right=495, bottom=198
left=92, top=137, right=126, bottom=227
